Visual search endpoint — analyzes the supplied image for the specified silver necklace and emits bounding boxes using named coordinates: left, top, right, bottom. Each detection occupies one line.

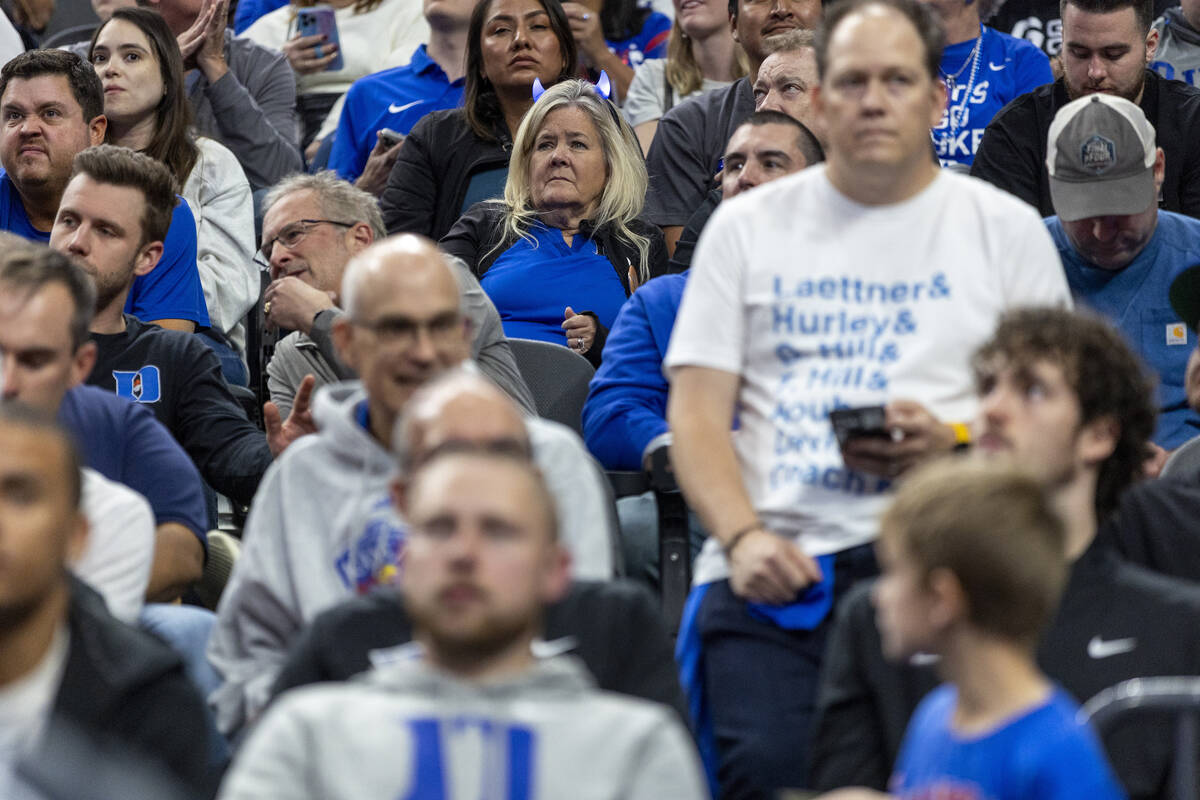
left=943, top=25, right=984, bottom=137
left=940, top=26, right=983, bottom=94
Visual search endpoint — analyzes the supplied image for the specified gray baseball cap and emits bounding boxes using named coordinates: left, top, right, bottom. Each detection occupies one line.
left=1045, top=94, right=1157, bottom=223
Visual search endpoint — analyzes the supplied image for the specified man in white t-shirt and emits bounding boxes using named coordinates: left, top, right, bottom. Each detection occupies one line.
left=664, top=0, right=1071, bottom=794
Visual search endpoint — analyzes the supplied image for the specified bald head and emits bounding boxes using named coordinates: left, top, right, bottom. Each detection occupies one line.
left=397, top=369, right=533, bottom=471
left=341, top=234, right=460, bottom=320
left=332, top=235, right=473, bottom=440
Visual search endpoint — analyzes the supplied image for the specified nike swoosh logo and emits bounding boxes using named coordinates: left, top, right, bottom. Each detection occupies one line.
left=389, top=100, right=423, bottom=114
left=1088, top=635, right=1137, bottom=659
left=532, top=636, right=578, bottom=658
left=988, top=62, right=1007, bottom=71
left=368, top=642, right=422, bottom=669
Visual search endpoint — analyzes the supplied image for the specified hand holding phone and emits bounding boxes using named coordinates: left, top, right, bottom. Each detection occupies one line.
left=288, top=5, right=343, bottom=73
left=829, top=406, right=891, bottom=448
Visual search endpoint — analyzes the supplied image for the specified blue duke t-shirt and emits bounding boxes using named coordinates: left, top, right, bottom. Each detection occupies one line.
left=934, top=25, right=1053, bottom=167
left=892, top=685, right=1126, bottom=800
left=0, top=171, right=210, bottom=327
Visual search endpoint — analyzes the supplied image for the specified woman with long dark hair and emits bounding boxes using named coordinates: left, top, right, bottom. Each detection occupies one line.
left=90, top=7, right=258, bottom=355
left=381, top=0, right=577, bottom=242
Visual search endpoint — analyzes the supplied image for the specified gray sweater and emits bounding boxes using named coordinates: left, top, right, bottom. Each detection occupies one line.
left=218, top=655, right=708, bottom=800
left=208, top=382, right=616, bottom=735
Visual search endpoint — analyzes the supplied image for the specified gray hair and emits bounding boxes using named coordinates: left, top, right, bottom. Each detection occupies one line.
left=263, top=171, right=385, bottom=240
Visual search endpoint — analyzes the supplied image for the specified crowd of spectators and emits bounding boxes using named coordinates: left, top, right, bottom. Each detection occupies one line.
left=2, top=0, right=1200, bottom=795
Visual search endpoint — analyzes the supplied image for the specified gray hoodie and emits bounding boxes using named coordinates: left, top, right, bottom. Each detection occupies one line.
left=218, top=654, right=708, bottom=800
left=208, top=382, right=617, bottom=735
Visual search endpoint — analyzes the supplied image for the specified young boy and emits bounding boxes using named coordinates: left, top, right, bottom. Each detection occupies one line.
left=873, top=458, right=1127, bottom=800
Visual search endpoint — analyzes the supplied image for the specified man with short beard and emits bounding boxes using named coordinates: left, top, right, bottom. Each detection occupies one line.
left=971, top=0, right=1200, bottom=218
left=218, top=448, right=706, bottom=800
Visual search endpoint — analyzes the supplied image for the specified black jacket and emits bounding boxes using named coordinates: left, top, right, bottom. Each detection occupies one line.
left=810, top=542, right=1200, bottom=799
left=440, top=202, right=668, bottom=366
left=971, top=70, right=1200, bottom=219
left=381, top=108, right=512, bottom=242
left=1099, top=476, right=1200, bottom=581
left=44, top=579, right=221, bottom=797
left=271, top=579, right=689, bottom=724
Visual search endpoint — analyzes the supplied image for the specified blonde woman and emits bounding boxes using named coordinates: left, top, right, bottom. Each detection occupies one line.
left=441, top=78, right=667, bottom=366
left=623, top=0, right=746, bottom=154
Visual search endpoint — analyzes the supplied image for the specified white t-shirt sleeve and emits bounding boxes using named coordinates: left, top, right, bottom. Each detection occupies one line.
left=623, top=59, right=666, bottom=127
left=1004, top=210, right=1074, bottom=309
left=73, top=469, right=155, bottom=623
left=663, top=200, right=746, bottom=376
left=0, top=12, right=22, bottom=70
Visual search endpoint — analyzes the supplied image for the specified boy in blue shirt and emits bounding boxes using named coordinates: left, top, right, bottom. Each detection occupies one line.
left=870, top=458, right=1126, bottom=800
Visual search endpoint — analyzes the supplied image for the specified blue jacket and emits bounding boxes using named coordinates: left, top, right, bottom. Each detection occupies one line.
left=582, top=273, right=687, bottom=470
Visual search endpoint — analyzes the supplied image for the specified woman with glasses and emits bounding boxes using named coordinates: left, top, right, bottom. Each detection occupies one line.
left=380, top=0, right=578, bottom=242
left=90, top=7, right=257, bottom=363
left=441, top=78, right=666, bottom=367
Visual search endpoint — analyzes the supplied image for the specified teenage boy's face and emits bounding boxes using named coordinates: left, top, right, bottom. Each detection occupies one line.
left=974, top=357, right=1086, bottom=488
left=872, top=532, right=938, bottom=661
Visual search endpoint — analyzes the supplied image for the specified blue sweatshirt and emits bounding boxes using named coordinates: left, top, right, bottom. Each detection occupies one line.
left=583, top=272, right=687, bottom=470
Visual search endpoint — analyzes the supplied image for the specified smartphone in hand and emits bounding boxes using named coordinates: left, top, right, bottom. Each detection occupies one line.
left=829, top=406, right=892, bottom=448
left=296, top=5, right=343, bottom=71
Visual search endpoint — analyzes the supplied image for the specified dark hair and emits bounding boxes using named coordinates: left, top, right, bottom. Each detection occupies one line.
left=882, top=457, right=1067, bottom=647
left=0, top=402, right=83, bottom=509
left=972, top=307, right=1157, bottom=517
left=737, top=109, right=825, bottom=165
left=71, top=144, right=178, bottom=246
left=0, top=240, right=96, bottom=350
left=599, top=0, right=650, bottom=42
left=90, top=8, right=199, bottom=186
left=0, top=49, right=104, bottom=123
left=1059, top=0, right=1154, bottom=33
left=815, top=0, right=944, bottom=80
left=463, top=0, right=577, bottom=141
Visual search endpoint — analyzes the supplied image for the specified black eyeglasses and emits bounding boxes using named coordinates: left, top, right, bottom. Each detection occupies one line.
left=255, top=219, right=354, bottom=269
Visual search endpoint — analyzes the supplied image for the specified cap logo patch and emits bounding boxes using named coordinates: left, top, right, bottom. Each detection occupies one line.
left=1080, top=134, right=1116, bottom=174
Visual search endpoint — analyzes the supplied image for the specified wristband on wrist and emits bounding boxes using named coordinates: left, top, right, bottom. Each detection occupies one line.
left=950, top=422, right=971, bottom=451
left=722, top=521, right=763, bottom=557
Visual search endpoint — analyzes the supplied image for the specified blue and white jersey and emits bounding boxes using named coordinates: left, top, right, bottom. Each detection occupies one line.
left=933, top=26, right=1053, bottom=168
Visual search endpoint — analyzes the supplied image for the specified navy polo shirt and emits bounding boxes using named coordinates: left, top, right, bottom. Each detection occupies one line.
left=328, top=45, right=466, bottom=182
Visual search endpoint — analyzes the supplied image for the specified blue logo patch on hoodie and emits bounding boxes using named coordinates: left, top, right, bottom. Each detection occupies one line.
left=112, top=366, right=161, bottom=403
left=335, top=496, right=407, bottom=593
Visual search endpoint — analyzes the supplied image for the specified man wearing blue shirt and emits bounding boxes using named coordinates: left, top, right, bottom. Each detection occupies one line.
left=1044, top=92, right=1200, bottom=450
left=0, top=49, right=209, bottom=333
left=328, top=0, right=472, bottom=191
left=0, top=241, right=208, bottom=602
